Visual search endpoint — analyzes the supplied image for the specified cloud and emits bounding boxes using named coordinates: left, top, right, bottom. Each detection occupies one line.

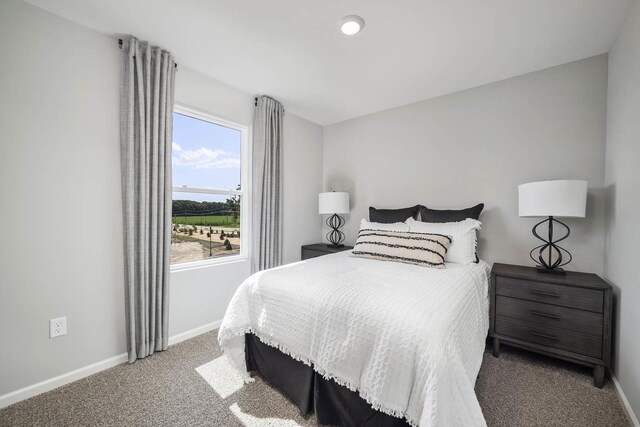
left=172, top=146, right=240, bottom=170
left=172, top=142, right=182, bottom=152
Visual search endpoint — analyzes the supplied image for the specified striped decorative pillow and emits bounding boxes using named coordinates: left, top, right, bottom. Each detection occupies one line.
left=352, top=229, right=452, bottom=268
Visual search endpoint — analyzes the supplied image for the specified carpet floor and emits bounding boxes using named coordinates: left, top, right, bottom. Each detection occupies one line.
left=0, top=330, right=630, bottom=427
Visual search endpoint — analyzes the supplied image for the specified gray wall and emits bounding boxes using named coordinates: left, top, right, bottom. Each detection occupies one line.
left=282, top=114, right=324, bottom=264
left=0, top=0, right=124, bottom=397
left=0, top=0, right=322, bottom=397
left=605, top=0, right=640, bottom=419
left=323, top=55, right=608, bottom=274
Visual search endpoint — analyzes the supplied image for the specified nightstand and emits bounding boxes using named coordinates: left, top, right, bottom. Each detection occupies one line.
left=489, top=263, right=612, bottom=388
left=301, top=243, right=353, bottom=260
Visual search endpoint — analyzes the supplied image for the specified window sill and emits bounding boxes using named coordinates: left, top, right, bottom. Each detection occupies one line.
left=170, top=255, right=249, bottom=273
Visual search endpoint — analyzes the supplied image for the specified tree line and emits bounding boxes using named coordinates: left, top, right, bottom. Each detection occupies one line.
left=172, top=199, right=238, bottom=216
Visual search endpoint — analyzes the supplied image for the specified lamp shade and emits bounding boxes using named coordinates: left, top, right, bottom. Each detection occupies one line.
left=319, top=192, right=349, bottom=215
left=519, top=180, right=587, bottom=218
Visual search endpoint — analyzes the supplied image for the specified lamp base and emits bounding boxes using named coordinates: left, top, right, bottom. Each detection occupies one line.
left=530, top=216, right=573, bottom=270
left=536, top=266, right=566, bottom=275
left=326, top=214, right=346, bottom=247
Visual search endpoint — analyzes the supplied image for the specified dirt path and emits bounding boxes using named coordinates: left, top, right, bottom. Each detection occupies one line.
left=171, top=225, right=240, bottom=264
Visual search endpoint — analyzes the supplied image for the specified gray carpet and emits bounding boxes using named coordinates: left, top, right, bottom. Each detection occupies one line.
left=0, top=330, right=630, bottom=427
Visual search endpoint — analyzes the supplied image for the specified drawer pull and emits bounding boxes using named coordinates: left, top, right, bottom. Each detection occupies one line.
left=529, top=289, right=560, bottom=298
left=530, top=310, right=560, bottom=320
left=529, top=331, right=558, bottom=340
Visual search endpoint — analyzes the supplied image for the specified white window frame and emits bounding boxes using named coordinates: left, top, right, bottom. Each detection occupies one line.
left=170, top=104, right=251, bottom=271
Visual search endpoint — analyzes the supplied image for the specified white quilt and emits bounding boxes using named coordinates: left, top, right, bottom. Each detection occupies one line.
left=218, top=251, right=490, bottom=427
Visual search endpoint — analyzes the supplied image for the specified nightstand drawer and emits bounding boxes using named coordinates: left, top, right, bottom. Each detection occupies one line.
left=495, top=316, right=602, bottom=359
left=496, top=276, right=603, bottom=313
left=496, top=296, right=603, bottom=336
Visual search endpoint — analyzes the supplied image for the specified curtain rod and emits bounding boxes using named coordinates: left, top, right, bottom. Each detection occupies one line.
left=254, top=96, right=283, bottom=108
left=118, top=39, right=178, bottom=70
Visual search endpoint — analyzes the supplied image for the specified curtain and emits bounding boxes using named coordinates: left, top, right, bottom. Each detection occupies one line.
left=120, top=36, right=176, bottom=362
left=252, top=96, right=284, bottom=272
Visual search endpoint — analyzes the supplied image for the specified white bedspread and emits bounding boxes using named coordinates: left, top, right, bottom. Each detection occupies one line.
left=218, top=251, right=490, bottom=427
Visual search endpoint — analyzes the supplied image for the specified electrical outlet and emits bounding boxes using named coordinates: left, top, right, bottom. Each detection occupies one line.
left=49, top=317, right=67, bottom=338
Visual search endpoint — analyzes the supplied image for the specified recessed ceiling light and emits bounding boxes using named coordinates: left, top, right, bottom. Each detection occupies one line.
left=339, top=15, right=365, bottom=36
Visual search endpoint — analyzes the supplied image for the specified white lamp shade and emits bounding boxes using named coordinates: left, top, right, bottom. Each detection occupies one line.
left=519, top=180, right=587, bottom=218
left=319, top=192, right=350, bottom=215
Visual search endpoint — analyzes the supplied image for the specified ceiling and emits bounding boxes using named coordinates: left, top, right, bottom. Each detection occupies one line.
left=24, top=0, right=630, bottom=125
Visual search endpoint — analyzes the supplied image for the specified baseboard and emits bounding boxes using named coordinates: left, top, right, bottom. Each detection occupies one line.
left=0, top=320, right=222, bottom=410
left=0, top=352, right=128, bottom=410
left=168, top=319, right=222, bottom=346
left=612, top=374, right=640, bottom=426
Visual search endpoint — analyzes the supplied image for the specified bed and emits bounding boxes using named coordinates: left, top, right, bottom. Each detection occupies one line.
left=218, top=250, right=490, bottom=426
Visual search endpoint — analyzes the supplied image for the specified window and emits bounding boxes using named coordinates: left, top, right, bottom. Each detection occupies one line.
left=171, top=106, right=249, bottom=267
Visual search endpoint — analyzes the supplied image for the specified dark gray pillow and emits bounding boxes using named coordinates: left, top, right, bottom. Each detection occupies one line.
left=369, top=205, right=419, bottom=224
left=418, top=203, right=484, bottom=223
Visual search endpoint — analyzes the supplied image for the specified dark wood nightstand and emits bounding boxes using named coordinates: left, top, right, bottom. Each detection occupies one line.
left=301, top=243, right=353, bottom=260
left=489, top=263, right=612, bottom=388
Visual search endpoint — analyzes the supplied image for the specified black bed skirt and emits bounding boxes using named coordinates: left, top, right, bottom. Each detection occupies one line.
left=245, top=334, right=410, bottom=427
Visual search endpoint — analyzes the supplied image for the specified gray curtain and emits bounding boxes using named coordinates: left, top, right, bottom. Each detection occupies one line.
left=252, top=96, right=284, bottom=273
left=120, top=36, right=176, bottom=363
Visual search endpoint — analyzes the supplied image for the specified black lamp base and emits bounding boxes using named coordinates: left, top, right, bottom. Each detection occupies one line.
left=530, top=216, right=573, bottom=271
left=326, top=214, right=346, bottom=247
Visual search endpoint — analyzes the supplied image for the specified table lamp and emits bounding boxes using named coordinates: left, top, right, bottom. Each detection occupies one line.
left=519, top=180, right=587, bottom=274
left=319, top=192, right=350, bottom=247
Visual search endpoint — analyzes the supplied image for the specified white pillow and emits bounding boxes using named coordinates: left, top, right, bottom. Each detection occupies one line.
left=352, top=229, right=451, bottom=268
left=406, top=218, right=481, bottom=264
left=360, top=218, right=410, bottom=232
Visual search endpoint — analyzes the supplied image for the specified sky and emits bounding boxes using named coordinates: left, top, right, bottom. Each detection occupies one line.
left=172, top=112, right=241, bottom=203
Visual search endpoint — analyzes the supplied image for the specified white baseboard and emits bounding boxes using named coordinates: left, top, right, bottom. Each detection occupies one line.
left=612, top=374, right=640, bottom=426
left=168, top=319, right=222, bottom=346
left=0, top=352, right=128, bottom=410
left=0, top=320, right=222, bottom=410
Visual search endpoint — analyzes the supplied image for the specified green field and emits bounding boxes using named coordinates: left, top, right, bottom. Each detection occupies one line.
left=172, top=215, right=240, bottom=227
